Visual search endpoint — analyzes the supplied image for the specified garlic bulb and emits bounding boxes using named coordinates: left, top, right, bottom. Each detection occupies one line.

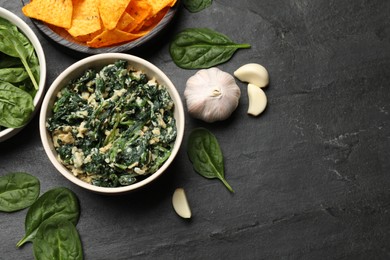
left=184, top=67, right=241, bottom=123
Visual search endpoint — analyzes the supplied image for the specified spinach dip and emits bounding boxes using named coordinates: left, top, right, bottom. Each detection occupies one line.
left=47, top=60, right=177, bottom=187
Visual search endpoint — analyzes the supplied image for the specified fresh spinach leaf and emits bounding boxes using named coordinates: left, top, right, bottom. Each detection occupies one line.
left=0, top=17, right=39, bottom=90
left=0, top=53, right=23, bottom=68
left=0, top=172, right=40, bottom=212
left=33, top=218, right=83, bottom=260
left=187, top=128, right=234, bottom=192
left=17, top=187, right=80, bottom=247
left=0, top=17, right=18, bottom=32
left=0, top=81, right=34, bottom=128
left=169, top=28, right=251, bottom=69
left=183, top=0, right=212, bottom=12
left=0, top=67, right=29, bottom=83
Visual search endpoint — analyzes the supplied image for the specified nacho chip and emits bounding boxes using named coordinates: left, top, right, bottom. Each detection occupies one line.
left=47, top=23, right=82, bottom=43
left=75, top=29, right=102, bottom=43
left=124, top=0, right=152, bottom=32
left=22, top=0, right=73, bottom=28
left=87, top=28, right=147, bottom=48
left=99, top=0, right=132, bottom=30
left=67, top=0, right=101, bottom=37
left=146, top=0, right=176, bottom=17
left=142, top=7, right=169, bottom=30
left=116, top=12, right=135, bottom=31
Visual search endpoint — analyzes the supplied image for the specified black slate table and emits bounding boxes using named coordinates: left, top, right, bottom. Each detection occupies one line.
left=1, top=1, right=390, bottom=259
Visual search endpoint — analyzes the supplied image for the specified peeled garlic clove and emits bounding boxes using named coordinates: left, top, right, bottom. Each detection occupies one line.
left=172, top=188, right=192, bottom=219
left=234, top=63, right=269, bottom=88
left=184, top=67, right=241, bottom=123
left=247, top=83, right=267, bottom=116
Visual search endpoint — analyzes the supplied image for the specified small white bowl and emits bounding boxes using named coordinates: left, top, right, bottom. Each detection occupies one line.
left=0, top=7, right=46, bottom=142
left=39, top=53, right=185, bottom=194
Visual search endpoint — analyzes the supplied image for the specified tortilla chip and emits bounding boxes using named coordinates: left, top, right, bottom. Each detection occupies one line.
left=75, top=29, right=102, bottom=43
left=68, top=0, right=101, bottom=37
left=124, top=0, right=152, bottom=32
left=116, top=12, right=135, bottom=31
left=67, top=0, right=101, bottom=37
left=22, top=0, right=73, bottom=28
left=99, top=0, right=132, bottom=30
left=142, top=7, right=169, bottom=30
left=87, top=29, right=147, bottom=48
left=146, top=0, right=176, bottom=17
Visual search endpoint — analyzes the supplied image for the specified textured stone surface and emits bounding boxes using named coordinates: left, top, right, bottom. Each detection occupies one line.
left=1, top=0, right=390, bottom=259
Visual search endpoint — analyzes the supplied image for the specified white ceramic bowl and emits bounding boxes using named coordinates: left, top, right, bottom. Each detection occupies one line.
left=39, top=53, right=185, bottom=194
left=0, top=7, right=46, bottom=142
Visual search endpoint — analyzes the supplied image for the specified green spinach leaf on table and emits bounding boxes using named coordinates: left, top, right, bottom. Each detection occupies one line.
left=187, top=128, right=234, bottom=192
left=0, top=172, right=40, bottom=212
left=169, top=28, right=251, bottom=69
left=183, top=0, right=213, bottom=13
left=17, top=187, right=80, bottom=247
left=33, top=219, right=83, bottom=260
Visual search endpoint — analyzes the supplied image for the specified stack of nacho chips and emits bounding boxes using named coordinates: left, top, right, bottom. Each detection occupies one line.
left=22, top=0, right=177, bottom=48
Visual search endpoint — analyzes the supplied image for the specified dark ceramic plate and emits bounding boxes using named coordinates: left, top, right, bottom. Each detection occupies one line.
left=21, top=0, right=180, bottom=54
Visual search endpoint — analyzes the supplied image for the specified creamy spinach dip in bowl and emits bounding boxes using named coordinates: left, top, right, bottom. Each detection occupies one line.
left=40, top=53, right=184, bottom=194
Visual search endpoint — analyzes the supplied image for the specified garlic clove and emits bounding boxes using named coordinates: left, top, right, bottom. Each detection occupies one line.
left=172, top=188, right=192, bottom=219
left=247, top=83, right=267, bottom=116
left=234, top=63, right=269, bottom=88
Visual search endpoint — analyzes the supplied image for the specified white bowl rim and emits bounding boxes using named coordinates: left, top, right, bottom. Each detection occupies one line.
left=40, top=53, right=185, bottom=194
left=0, top=7, right=47, bottom=141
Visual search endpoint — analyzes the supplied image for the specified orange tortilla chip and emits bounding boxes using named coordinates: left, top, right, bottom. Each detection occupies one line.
left=99, top=0, right=132, bottom=30
left=116, top=12, right=135, bottom=31
left=47, top=23, right=86, bottom=45
left=146, top=0, right=176, bottom=17
left=75, top=29, right=102, bottom=43
left=142, top=7, right=169, bottom=30
left=125, top=0, right=152, bottom=32
left=87, top=29, right=147, bottom=48
left=67, top=0, right=101, bottom=37
left=22, top=0, right=73, bottom=28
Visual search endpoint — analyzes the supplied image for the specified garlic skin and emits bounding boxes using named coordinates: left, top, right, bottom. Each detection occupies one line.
left=184, top=67, right=241, bottom=123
